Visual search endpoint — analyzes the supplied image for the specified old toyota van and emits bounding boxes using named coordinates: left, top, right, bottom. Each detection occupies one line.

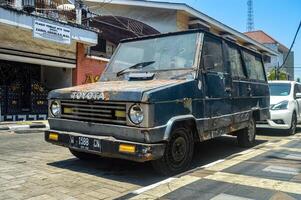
left=45, top=29, right=270, bottom=175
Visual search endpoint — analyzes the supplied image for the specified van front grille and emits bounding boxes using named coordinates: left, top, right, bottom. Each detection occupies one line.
left=60, top=100, right=127, bottom=125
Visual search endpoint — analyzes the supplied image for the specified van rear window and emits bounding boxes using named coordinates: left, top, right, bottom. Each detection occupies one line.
left=243, top=51, right=265, bottom=81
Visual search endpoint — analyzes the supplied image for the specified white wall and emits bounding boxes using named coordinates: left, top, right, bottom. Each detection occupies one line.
left=92, top=5, right=179, bottom=33
left=263, top=43, right=281, bottom=72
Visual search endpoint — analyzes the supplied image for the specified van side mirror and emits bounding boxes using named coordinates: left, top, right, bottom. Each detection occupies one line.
left=296, top=93, right=301, bottom=99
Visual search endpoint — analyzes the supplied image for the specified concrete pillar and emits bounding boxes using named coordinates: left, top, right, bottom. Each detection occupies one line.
left=75, top=0, right=83, bottom=25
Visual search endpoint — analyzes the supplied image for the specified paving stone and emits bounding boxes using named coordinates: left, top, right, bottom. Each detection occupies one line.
left=269, top=192, right=297, bottom=200
left=86, top=190, right=109, bottom=199
left=25, top=194, right=57, bottom=200
left=1, top=131, right=301, bottom=200
left=190, top=169, right=216, bottom=178
left=210, top=193, right=253, bottom=200
left=223, top=161, right=297, bottom=182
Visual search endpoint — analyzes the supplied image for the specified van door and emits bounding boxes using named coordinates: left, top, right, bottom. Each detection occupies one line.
left=202, top=35, right=232, bottom=130
left=226, top=44, right=249, bottom=114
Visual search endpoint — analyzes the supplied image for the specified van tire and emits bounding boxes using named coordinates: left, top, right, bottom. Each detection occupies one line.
left=287, top=112, right=297, bottom=135
left=69, top=148, right=98, bottom=160
left=237, top=117, right=256, bottom=148
left=151, top=126, right=194, bottom=176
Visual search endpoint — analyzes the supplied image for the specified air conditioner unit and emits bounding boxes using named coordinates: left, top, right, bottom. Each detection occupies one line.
left=22, top=0, right=35, bottom=13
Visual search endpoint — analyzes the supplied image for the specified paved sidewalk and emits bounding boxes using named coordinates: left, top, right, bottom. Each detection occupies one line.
left=1, top=129, right=300, bottom=200
left=123, top=133, right=301, bottom=200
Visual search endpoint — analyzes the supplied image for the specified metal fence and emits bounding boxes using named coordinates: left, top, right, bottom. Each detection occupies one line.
left=0, top=0, right=76, bottom=23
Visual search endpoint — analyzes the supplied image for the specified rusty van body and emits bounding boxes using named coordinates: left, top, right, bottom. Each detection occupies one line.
left=45, top=30, right=270, bottom=175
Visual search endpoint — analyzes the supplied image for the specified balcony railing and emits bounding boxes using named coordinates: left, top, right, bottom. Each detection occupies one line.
left=35, top=0, right=76, bottom=23
left=0, top=0, right=76, bottom=23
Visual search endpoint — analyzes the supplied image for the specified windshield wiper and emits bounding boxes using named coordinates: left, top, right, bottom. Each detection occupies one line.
left=116, top=61, right=155, bottom=77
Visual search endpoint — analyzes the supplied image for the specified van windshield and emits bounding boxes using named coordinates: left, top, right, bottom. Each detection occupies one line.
left=101, top=32, right=200, bottom=80
left=269, top=83, right=291, bottom=96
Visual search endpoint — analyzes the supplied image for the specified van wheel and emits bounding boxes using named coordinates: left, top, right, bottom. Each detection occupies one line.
left=288, top=112, right=297, bottom=135
left=69, top=149, right=98, bottom=160
left=151, top=126, right=194, bottom=176
left=237, top=117, right=256, bottom=147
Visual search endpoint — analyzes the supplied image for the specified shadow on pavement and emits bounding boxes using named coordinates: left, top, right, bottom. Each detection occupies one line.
left=257, top=127, right=301, bottom=137
left=47, top=136, right=268, bottom=186
left=190, top=136, right=267, bottom=169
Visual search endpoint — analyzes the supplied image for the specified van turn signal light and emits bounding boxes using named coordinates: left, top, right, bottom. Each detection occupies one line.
left=119, top=144, right=136, bottom=153
left=49, top=133, right=58, bottom=141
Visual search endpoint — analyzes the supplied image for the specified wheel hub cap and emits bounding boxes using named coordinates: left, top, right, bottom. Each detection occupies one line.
left=172, top=137, right=187, bottom=162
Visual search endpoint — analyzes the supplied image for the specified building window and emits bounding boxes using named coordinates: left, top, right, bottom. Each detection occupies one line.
left=88, top=37, right=116, bottom=59
left=263, top=55, right=271, bottom=63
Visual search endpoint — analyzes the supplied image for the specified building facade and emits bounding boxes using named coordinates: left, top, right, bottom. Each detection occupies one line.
left=0, top=2, right=99, bottom=121
left=81, top=0, right=277, bottom=74
left=0, top=0, right=279, bottom=121
left=245, top=30, right=294, bottom=80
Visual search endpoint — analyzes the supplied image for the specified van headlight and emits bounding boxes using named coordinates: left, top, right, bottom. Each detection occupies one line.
left=271, top=101, right=289, bottom=110
left=129, top=104, right=144, bottom=124
left=50, top=100, right=61, bottom=117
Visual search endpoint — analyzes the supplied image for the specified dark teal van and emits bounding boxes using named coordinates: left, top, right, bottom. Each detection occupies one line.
left=45, top=29, right=270, bottom=175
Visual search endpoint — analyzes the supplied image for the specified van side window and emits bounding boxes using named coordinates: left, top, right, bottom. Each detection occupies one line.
left=228, top=46, right=245, bottom=78
left=243, top=51, right=265, bottom=81
left=202, top=36, right=224, bottom=72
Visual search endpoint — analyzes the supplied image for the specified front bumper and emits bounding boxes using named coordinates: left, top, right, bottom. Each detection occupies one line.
left=45, top=130, right=166, bottom=162
left=48, top=118, right=167, bottom=143
left=256, top=109, right=292, bottom=129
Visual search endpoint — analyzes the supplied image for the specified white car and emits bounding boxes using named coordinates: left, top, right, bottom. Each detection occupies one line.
left=257, top=80, right=301, bottom=135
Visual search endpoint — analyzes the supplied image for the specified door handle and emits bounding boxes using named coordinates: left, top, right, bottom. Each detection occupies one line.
left=225, top=87, right=232, bottom=93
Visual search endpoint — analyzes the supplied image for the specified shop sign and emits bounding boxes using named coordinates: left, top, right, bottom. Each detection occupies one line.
left=33, top=20, right=71, bottom=44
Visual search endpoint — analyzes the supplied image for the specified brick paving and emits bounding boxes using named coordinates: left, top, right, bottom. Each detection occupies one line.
left=0, top=131, right=162, bottom=200
left=0, top=129, right=299, bottom=200
left=128, top=132, right=301, bottom=200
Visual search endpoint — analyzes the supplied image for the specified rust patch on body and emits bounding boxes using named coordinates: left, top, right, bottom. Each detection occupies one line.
left=103, top=91, right=110, bottom=101
left=57, top=80, right=185, bottom=93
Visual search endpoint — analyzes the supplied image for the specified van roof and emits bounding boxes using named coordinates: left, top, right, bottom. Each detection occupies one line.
left=120, top=29, right=268, bottom=56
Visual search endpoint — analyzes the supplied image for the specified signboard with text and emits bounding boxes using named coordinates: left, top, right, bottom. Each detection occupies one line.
left=33, top=20, right=71, bottom=44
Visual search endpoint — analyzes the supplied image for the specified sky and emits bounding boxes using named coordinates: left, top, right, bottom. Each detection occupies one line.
left=153, top=0, right=301, bottom=79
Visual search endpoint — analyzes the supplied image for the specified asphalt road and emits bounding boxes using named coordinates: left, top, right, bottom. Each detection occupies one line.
left=0, top=128, right=300, bottom=200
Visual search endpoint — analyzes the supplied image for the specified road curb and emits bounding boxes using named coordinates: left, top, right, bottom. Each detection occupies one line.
left=0, top=123, right=48, bottom=132
left=29, top=124, right=47, bottom=129
left=0, top=126, right=9, bottom=131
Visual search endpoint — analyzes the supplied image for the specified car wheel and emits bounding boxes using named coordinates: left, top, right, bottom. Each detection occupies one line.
left=288, top=112, right=297, bottom=135
left=237, top=117, right=256, bottom=147
left=69, top=148, right=99, bottom=160
left=151, top=125, right=194, bottom=176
